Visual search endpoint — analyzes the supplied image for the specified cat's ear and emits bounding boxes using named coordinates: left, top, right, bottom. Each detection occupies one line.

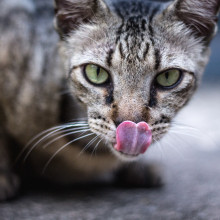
left=54, top=0, right=109, bottom=38
left=173, top=0, right=220, bottom=42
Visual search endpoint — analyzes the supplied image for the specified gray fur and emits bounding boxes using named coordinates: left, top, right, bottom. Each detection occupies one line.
left=0, top=0, right=219, bottom=200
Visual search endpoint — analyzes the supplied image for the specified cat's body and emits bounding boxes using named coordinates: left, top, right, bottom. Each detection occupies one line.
left=0, top=0, right=219, bottom=200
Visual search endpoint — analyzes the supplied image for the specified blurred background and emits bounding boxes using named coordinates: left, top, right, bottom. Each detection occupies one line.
left=204, top=22, right=220, bottom=84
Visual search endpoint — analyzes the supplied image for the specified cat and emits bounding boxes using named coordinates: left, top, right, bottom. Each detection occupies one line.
left=0, top=0, right=219, bottom=201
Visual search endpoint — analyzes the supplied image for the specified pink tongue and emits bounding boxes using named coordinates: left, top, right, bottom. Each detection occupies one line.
left=114, top=121, right=152, bottom=156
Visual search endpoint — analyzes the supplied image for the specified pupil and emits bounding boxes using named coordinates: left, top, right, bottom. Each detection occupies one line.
left=165, top=72, right=169, bottom=80
left=97, top=67, right=100, bottom=77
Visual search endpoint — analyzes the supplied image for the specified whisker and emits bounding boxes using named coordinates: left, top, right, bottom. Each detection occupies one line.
left=78, top=135, right=99, bottom=156
left=68, top=118, right=88, bottom=123
left=28, top=122, right=88, bottom=147
left=33, top=126, right=89, bottom=149
left=23, top=128, right=90, bottom=163
left=169, top=130, right=202, bottom=139
left=14, top=119, right=89, bottom=165
left=15, top=125, right=73, bottom=164
left=42, top=129, right=91, bottom=150
left=162, top=136, right=185, bottom=159
left=152, top=138, right=165, bottom=159
left=38, top=125, right=89, bottom=148
left=91, top=138, right=103, bottom=158
left=170, top=130, right=218, bottom=151
left=169, top=121, right=217, bottom=145
left=171, top=122, right=200, bottom=131
left=42, top=133, right=94, bottom=174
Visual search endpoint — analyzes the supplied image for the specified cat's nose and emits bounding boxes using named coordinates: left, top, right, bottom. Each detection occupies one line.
left=114, top=117, right=144, bottom=128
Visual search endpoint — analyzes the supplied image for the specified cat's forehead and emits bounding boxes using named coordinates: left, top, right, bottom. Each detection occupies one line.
left=107, top=1, right=169, bottom=70
left=68, top=0, right=205, bottom=77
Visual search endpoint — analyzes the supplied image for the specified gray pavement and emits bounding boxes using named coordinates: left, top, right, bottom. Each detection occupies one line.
left=0, top=142, right=220, bottom=219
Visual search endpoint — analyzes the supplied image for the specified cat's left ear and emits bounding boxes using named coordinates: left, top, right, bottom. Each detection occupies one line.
left=54, top=0, right=109, bottom=39
left=172, top=0, right=220, bottom=43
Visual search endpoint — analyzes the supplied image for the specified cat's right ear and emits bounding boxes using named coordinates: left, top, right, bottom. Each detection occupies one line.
left=54, top=0, right=109, bottom=39
left=171, top=0, right=220, bottom=43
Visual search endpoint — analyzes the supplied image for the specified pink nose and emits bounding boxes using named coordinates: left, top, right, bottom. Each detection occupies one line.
left=114, top=121, right=152, bottom=156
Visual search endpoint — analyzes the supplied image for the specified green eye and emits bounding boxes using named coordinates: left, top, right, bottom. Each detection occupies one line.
left=85, top=64, right=109, bottom=85
left=156, top=69, right=181, bottom=88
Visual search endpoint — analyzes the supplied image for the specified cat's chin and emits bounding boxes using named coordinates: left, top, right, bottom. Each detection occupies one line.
left=109, top=145, right=141, bottom=162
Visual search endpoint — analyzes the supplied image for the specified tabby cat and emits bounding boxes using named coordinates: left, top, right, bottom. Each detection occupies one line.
left=0, top=0, right=219, bottom=200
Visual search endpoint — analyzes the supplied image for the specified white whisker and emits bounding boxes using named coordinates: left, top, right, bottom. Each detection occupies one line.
left=68, top=118, right=88, bottom=123
left=38, top=126, right=89, bottom=147
left=162, top=136, right=185, bottom=159
left=171, top=121, right=200, bottom=131
left=23, top=128, right=90, bottom=163
left=33, top=126, right=88, bottom=149
left=14, top=119, right=89, bottom=165
left=152, top=138, right=165, bottom=159
left=42, top=133, right=94, bottom=174
left=78, top=135, right=99, bottom=156
left=15, top=125, right=74, bottom=164
left=169, top=130, right=201, bottom=139
left=91, top=138, right=103, bottom=157
left=170, top=129, right=217, bottom=152
left=28, top=122, right=88, bottom=147
left=171, top=125, right=199, bottom=132
left=42, top=129, right=91, bottom=150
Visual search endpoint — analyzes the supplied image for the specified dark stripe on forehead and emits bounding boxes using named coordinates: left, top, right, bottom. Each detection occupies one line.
left=143, top=43, right=150, bottom=60
left=148, top=24, right=154, bottom=40
left=148, top=5, right=160, bottom=45
left=148, top=21, right=155, bottom=46
left=147, top=5, right=162, bottom=71
left=148, top=84, right=157, bottom=107
left=115, top=20, right=124, bottom=44
left=106, top=48, right=114, bottom=67
left=154, top=49, right=161, bottom=70
left=119, top=42, right=125, bottom=59
left=141, top=19, right=147, bottom=31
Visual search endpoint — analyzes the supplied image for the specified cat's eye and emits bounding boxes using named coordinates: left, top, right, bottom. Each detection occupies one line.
left=156, top=69, right=182, bottom=88
left=84, top=64, right=109, bottom=85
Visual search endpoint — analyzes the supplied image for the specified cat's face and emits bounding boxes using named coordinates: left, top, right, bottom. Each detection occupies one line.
left=55, top=0, right=220, bottom=160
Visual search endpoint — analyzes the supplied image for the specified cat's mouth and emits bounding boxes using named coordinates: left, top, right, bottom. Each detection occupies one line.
left=113, top=121, right=152, bottom=157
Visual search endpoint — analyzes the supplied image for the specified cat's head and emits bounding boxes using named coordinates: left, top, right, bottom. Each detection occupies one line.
left=54, top=0, right=220, bottom=160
